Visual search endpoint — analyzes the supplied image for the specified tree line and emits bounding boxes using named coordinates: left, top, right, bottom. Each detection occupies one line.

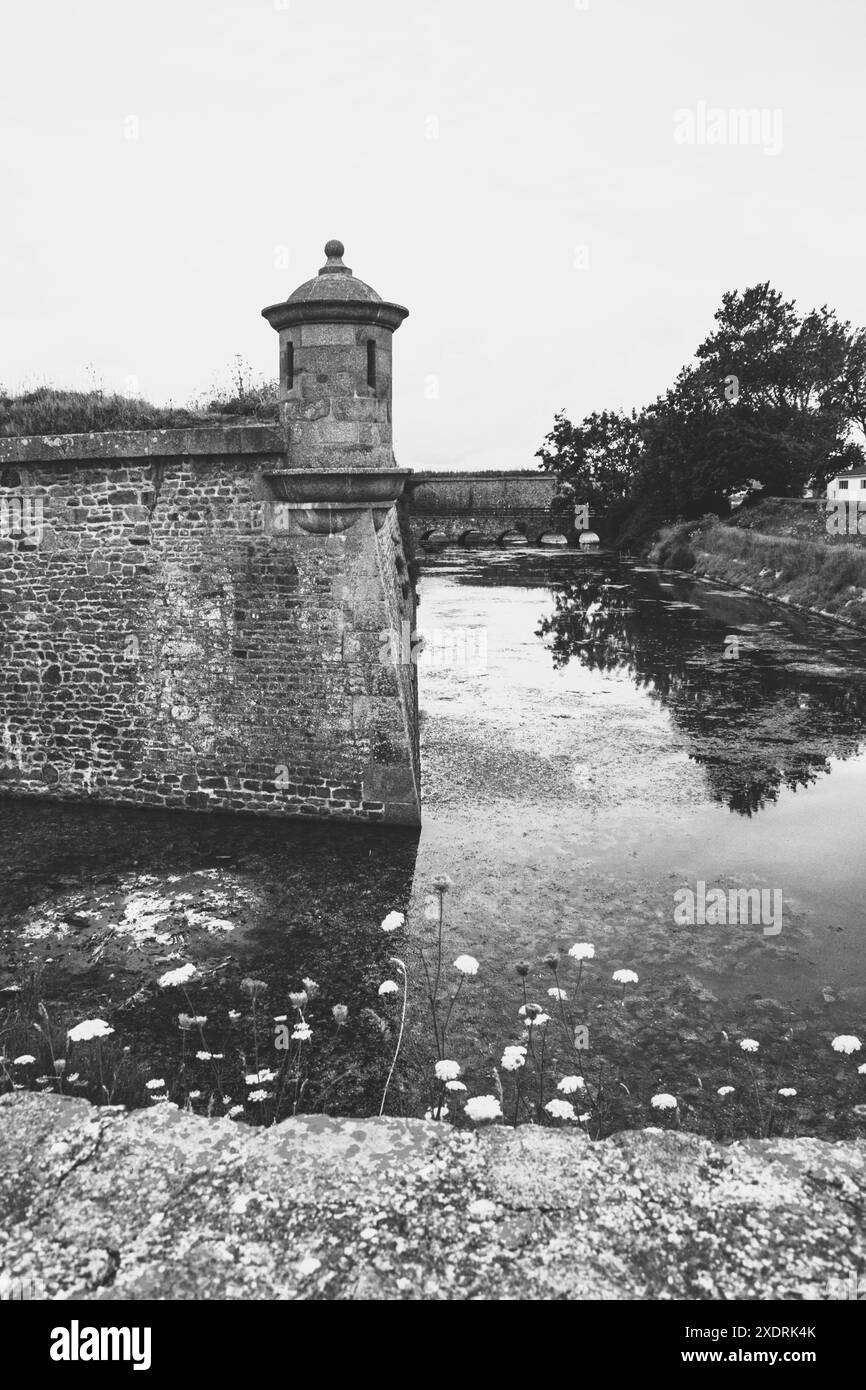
left=536, top=283, right=866, bottom=546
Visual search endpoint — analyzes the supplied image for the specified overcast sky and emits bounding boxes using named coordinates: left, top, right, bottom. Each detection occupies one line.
left=2, top=0, right=864, bottom=470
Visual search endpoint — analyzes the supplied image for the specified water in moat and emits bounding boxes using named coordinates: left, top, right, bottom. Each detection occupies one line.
left=3, top=547, right=866, bottom=1137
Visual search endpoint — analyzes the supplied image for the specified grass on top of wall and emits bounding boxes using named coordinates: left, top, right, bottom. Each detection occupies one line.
left=0, top=372, right=280, bottom=438
left=650, top=516, right=866, bottom=627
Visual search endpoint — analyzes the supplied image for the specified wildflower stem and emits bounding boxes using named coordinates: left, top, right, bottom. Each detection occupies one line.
left=439, top=975, right=465, bottom=1060
left=181, top=985, right=220, bottom=1092
left=429, top=890, right=445, bottom=1047
left=745, top=1056, right=764, bottom=1134
left=293, top=1035, right=303, bottom=1117
left=594, top=1058, right=605, bottom=1136
left=37, top=1003, right=60, bottom=1089
left=434, top=1081, right=446, bottom=1123
left=379, top=959, right=408, bottom=1118
left=553, top=974, right=581, bottom=1071
left=764, top=1035, right=791, bottom=1139
left=418, top=946, right=441, bottom=1058
left=525, top=1022, right=540, bottom=1117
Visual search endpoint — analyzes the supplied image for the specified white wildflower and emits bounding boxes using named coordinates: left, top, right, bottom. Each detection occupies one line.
left=453, top=955, right=479, bottom=976
left=445, top=1080, right=467, bottom=1092
left=380, top=911, right=405, bottom=933
left=557, top=1075, right=585, bottom=1094
left=145, top=1078, right=166, bottom=1091
left=464, top=1095, right=502, bottom=1123
left=500, top=1045, right=527, bottom=1071
left=739, top=1038, right=759, bottom=1053
left=67, top=1019, right=114, bottom=1043
left=717, top=1085, right=735, bottom=1096
left=434, top=1060, right=461, bottom=1082
left=568, top=943, right=595, bottom=961
left=778, top=1087, right=797, bottom=1097
left=545, top=1098, right=576, bottom=1120
left=378, top=980, right=399, bottom=996
left=612, top=969, right=638, bottom=985
left=247, top=1089, right=272, bottom=1103
left=157, top=963, right=199, bottom=988
left=650, top=1093, right=678, bottom=1110
left=548, top=987, right=568, bottom=1000
left=832, top=1035, right=862, bottom=1055
left=292, top=1022, right=312, bottom=1042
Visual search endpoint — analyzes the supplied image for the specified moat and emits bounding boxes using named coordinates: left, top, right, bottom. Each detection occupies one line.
left=2, top=548, right=866, bottom=1138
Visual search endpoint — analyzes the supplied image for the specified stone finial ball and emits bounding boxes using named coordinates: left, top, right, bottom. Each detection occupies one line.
left=324, top=239, right=345, bottom=259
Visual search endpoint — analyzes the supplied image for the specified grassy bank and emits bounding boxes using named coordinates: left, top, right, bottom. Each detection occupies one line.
left=0, top=375, right=279, bottom=437
left=649, top=514, right=866, bottom=627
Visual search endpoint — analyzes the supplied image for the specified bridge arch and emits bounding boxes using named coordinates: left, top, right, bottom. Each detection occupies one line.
left=421, top=528, right=449, bottom=549
left=403, top=471, right=558, bottom=549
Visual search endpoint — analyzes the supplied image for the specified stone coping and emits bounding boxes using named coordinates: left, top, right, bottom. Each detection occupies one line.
left=264, top=469, right=411, bottom=503
left=261, top=299, right=408, bottom=332
left=1, top=1092, right=863, bottom=1300
left=409, top=469, right=550, bottom=482
left=0, top=423, right=287, bottom=464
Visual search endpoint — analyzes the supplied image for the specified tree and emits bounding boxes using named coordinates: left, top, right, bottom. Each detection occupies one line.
left=536, top=408, right=643, bottom=513
left=691, top=283, right=855, bottom=492
left=838, top=326, right=866, bottom=448
left=537, top=283, right=866, bottom=547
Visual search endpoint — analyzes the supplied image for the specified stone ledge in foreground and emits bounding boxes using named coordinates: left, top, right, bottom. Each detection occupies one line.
left=0, top=1092, right=863, bottom=1300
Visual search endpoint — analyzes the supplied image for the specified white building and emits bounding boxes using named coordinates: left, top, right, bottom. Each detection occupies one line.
left=826, top=467, right=866, bottom=500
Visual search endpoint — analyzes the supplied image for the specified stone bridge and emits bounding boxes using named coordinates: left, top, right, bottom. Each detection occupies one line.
left=403, top=470, right=560, bottom=546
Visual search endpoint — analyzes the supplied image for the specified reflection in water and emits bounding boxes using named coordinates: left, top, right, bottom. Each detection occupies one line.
left=537, top=556, right=866, bottom=815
